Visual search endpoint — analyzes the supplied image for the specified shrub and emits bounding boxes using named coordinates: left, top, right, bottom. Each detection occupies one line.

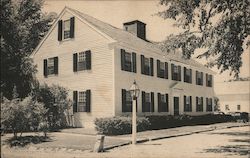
left=94, top=116, right=150, bottom=135
left=33, top=84, right=72, bottom=130
left=1, top=97, right=47, bottom=138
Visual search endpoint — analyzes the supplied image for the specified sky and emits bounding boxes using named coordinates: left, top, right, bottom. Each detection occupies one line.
left=43, top=0, right=249, bottom=83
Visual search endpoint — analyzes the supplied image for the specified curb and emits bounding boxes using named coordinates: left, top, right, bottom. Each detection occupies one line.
left=103, top=124, right=250, bottom=151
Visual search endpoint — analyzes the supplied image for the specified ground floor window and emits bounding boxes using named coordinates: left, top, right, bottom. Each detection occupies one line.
left=73, top=90, right=91, bottom=112
left=122, top=89, right=133, bottom=112
left=237, top=105, right=241, bottom=111
left=184, top=96, right=192, bottom=112
left=206, top=98, right=213, bottom=112
left=158, top=93, right=169, bottom=112
left=142, top=91, right=154, bottom=112
left=196, top=97, right=203, bottom=112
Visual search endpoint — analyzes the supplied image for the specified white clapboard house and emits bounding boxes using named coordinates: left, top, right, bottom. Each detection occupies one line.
left=31, top=7, right=216, bottom=127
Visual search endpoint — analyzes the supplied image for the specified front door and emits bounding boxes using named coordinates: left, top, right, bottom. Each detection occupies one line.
left=174, top=97, right=179, bottom=115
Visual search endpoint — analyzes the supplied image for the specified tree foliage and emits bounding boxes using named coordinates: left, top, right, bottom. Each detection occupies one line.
left=0, top=0, right=56, bottom=99
left=158, top=0, right=250, bottom=77
left=33, top=84, right=73, bottom=130
left=1, top=96, right=47, bottom=138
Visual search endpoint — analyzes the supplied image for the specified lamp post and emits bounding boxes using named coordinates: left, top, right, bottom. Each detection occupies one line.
left=129, top=80, right=140, bottom=145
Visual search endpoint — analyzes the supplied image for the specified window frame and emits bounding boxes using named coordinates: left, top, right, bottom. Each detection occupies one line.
left=78, top=91, right=87, bottom=112
left=184, top=96, right=192, bottom=112
left=63, top=19, right=71, bottom=39
left=47, top=57, right=55, bottom=75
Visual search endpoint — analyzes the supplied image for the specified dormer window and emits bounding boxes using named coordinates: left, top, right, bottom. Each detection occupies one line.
left=58, top=17, right=75, bottom=41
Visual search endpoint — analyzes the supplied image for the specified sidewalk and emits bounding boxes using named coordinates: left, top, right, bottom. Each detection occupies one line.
left=59, top=122, right=250, bottom=150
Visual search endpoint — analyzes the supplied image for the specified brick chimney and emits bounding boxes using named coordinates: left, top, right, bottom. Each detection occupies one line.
left=123, top=20, right=146, bottom=40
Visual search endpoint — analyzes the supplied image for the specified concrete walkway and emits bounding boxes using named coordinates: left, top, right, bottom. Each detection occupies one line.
left=59, top=122, right=250, bottom=150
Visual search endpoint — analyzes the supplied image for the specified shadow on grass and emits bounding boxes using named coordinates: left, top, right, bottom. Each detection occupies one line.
left=204, top=145, right=250, bottom=156
left=6, top=135, right=52, bottom=147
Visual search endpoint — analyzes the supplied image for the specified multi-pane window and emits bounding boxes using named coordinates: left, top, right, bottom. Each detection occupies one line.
left=73, top=90, right=91, bottom=113
left=206, top=74, right=213, bottom=87
left=171, top=64, right=181, bottom=81
left=158, top=93, right=168, bottom=112
left=73, top=50, right=91, bottom=72
left=196, top=71, right=203, bottom=85
left=141, top=55, right=153, bottom=76
left=63, top=20, right=70, bottom=39
left=237, top=105, right=241, bottom=111
left=78, top=91, right=87, bottom=112
left=44, top=57, right=58, bottom=77
left=122, top=89, right=133, bottom=112
left=184, top=96, right=192, bottom=112
left=121, top=49, right=136, bottom=73
left=157, top=60, right=168, bottom=79
left=184, top=67, right=192, bottom=83
left=206, top=98, right=213, bottom=112
left=58, top=17, right=74, bottom=41
left=142, top=91, right=154, bottom=112
left=196, top=97, right=203, bottom=112
left=47, top=58, right=55, bottom=75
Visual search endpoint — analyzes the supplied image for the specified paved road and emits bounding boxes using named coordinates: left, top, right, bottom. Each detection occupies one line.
left=2, top=126, right=249, bottom=158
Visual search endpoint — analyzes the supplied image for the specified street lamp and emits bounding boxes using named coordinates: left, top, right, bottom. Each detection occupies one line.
left=129, top=80, right=140, bottom=145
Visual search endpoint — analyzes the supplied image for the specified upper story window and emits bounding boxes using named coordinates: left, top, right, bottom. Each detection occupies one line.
left=58, top=17, right=75, bottom=41
left=206, top=74, right=213, bottom=87
left=157, top=60, right=168, bottom=79
left=121, top=49, right=136, bottom=73
left=43, top=57, right=58, bottom=77
left=196, top=71, right=203, bottom=85
left=73, top=50, right=91, bottom=72
left=184, top=95, right=192, bottom=112
left=206, top=98, right=213, bottom=112
left=141, top=55, right=153, bottom=76
left=142, top=91, right=154, bottom=112
left=73, top=90, right=91, bottom=113
left=171, top=64, right=181, bottom=81
left=121, top=89, right=133, bottom=112
left=158, top=93, right=169, bottom=112
left=184, top=67, right=192, bottom=83
left=196, top=97, right=203, bottom=112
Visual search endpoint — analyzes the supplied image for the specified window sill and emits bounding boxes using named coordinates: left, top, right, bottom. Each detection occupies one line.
left=59, top=37, right=74, bottom=43
left=45, top=74, right=58, bottom=78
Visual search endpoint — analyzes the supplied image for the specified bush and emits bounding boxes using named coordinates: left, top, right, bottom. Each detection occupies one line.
left=94, top=116, right=150, bottom=135
left=1, top=97, right=47, bottom=138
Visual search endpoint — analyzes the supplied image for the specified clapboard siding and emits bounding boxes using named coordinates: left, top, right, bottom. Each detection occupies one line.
left=33, top=11, right=115, bottom=128
left=113, top=43, right=215, bottom=116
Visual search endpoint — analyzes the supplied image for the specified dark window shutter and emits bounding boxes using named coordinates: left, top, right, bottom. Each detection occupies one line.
left=141, top=55, right=145, bottom=74
left=58, top=20, right=62, bottom=41
left=206, top=73, right=208, bottom=86
left=150, top=58, right=154, bottom=76
left=86, top=90, right=91, bottom=112
left=210, top=75, right=213, bottom=87
left=201, top=72, right=203, bottom=85
left=178, top=66, right=181, bottom=81
left=142, top=91, right=145, bottom=112
left=121, top=49, right=125, bottom=71
left=184, top=95, right=186, bottom=111
left=44, top=59, right=48, bottom=77
left=171, top=64, right=174, bottom=80
left=122, top=89, right=126, bottom=112
left=206, top=98, right=208, bottom=111
left=132, top=52, right=136, bottom=73
left=157, top=93, right=161, bottom=112
left=190, top=69, right=192, bottom=83
left=151, top=92, right=154, bottom=112
left=166, top=94, right=169, bottom=112
left=196, top=71, right=198, bottom=84
left=70, top=17, right=75, bottom=38
left=54, top=57, right=58, bottom=75
left=73, top=53, right=78, bottom=72
left=184, top=67, right=187, bottom=82
left=157, top=60, right=160, bottom=77
left=190, top=96, right=192, bottom=111
left=73, top=91, right=78, bottom=113
left=86, top=50, right=91, bottom=70
left=164, top=62, right=168, bottom=79
left=196, top=96, right=198, bottom=111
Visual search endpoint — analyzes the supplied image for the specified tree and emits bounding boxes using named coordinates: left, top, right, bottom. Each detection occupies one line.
left=214, top=96, right=220, bottom=111
left=158, top=0, right=250, bottom=77
left=0, top=0, right=56, bottom=99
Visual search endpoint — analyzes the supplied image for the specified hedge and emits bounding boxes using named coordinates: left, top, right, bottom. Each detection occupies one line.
left=94, top=114, right=236, bottom=135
